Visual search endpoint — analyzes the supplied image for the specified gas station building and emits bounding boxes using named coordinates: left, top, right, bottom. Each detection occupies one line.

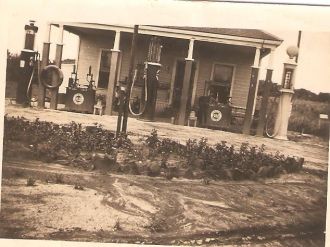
left=40, top=23, right=282, bottom=129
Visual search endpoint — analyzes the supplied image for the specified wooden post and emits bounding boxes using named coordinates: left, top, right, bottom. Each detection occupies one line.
left=105, top=30, right=121, bottom=115
left=256, top=69, right=273, bottom=136
left=122, top=25, right=138, bottom=133
left=38, top=24, right=51, bottom=109
left=177, top=39, right=194, bottom=125
left=177, top=59, right=193, bottom=125
left=242, top=47, right=261, bottom=135
left=256, top=50, right=274, bottom=136
left=116, top=88, right=125, bottom=137
left=50, top=24, right=64, bottom=110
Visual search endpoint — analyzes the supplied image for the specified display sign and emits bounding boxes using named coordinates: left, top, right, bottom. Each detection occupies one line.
left=210, top=109, right=222, bottom=122
left=73, top=93, right=85, bottom=105
left=282, top=68, right=294, bottom=89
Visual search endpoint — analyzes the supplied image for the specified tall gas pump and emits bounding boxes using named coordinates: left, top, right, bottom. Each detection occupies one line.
left=273, top=46, right=299, bottom=140
left=16, top=20, right=38, bottom=105
left=128, top=36, right=162, bottom=121
left=141, top=37, right=162, bottom=121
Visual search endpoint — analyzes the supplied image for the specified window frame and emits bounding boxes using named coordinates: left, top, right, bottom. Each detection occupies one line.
left=210, top=62, right=236, bottom=99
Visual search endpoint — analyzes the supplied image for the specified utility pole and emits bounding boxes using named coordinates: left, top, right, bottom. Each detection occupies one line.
left=121, top=25, right=138, bottom=133
left=296, top=30, right=302, bottom=63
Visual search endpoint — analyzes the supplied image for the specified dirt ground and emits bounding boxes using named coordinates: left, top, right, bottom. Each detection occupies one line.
left=0, top=104, right=329, bottom=246
left=1, top=158, right=327, bottom=246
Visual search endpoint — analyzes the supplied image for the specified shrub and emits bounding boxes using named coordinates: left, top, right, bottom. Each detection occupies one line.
left=6, top=51, right=20, bottom=81
left=26, top=177, right=36, bottom=186
left=145, top=130, right=304, bottom=181
left=3, top=116, right=132, bottom=163
left=289, top=99, right=329, bottom=137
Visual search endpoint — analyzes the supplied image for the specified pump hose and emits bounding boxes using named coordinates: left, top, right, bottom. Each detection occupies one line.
left=265, top=96, right=281, bottom=138
left=26, top=66, right=35, bottom=101
left=128, top=68, right=148, bottom=116
left=26, top=52, right=40, bottom=104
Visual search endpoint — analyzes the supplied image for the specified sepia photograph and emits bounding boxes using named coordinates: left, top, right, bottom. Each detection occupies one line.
left=0, top=1, right=329, bottom=246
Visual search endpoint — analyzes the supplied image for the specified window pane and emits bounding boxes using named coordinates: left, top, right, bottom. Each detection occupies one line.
left=98, top=50, right=111, bottom=88
left=213, top=64, right=233, bottom=83
left=100, top=51, right=111, bottom=72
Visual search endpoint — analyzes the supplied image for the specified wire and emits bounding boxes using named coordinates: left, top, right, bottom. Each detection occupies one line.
left=128, top=66, right=148, bottom=116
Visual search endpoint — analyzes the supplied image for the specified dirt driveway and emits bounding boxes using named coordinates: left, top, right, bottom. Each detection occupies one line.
left=0, top=156, right=327, bottom=246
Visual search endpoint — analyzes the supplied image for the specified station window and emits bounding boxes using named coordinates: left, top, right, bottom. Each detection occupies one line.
left=97, top=50, right=111, bottom=89
left=208, top=64, right=234, bottom=104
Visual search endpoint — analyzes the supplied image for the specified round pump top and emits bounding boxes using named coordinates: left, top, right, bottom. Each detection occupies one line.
left=25, top=20, right=38, bottom=33
left=286, top=45, right=299, bottom=59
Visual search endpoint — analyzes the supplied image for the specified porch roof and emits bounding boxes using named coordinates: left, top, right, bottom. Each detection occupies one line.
left=54, top=22, right=282, bottom=49
left=156, top=26, right=282, bottom=42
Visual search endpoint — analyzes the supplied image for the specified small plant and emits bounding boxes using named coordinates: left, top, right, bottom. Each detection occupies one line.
left=147, top=163, right=161, bottom=177
left=202, top=177, right=211, bottom=185
left=145, top=129, right=160, bottom=148
left=74, top=184, right=84, bottom=190
left=113, top=218, right=122, bottom=231
left=26, top=177, right=36, bottom=186
left=164, top=166, right=179, bottom=180
left=14, top=170, right=24, bottom=178
left=54, top=174, right=64, bottom=184
left=145, top=215, right=168, bottom=233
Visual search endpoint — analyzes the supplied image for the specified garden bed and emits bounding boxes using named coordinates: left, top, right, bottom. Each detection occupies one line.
left=3, top=115, right=305, bottom=181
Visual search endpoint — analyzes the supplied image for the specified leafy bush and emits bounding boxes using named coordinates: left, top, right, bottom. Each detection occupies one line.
left=3, top=117, right=304, bottom=181
left=289, top=99, right=329, bottom=137
left=3, top=115, right=132, bottom=163
left=6, top=51, right=20, bottom=81
left=146, top=129, right=304, bottom=180
left=264, top=98, right=329, bottom=138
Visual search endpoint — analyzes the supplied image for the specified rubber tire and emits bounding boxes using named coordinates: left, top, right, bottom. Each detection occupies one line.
left=40, top=65, right=63, bottom=89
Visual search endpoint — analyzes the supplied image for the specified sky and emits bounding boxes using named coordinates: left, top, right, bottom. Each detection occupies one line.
left=2, top=0, right=330, bottom=93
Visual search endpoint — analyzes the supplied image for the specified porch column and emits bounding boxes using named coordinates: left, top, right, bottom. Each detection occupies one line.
left=256, top=49, right=274, bottom=136
left=242, top=47, right=261, bottom=135
left=105, top=30, right=121, bottom=115
left=177, top=39, right=194, bottom=125
left=50, top=24, right=64, bottom=110
left=38, top=23, right=51, bottom=109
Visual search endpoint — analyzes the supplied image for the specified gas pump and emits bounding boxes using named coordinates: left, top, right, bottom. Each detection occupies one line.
left=64, top=65, right=96, bottom=114
left=198, top=79, right=232, bottom=129
left=16, top=20, right=39, bottom=105
left=128, top=36, right=162, bottom=121
left=266, top=46, right=299, bottom=140
left=68, top=64, right=78, bottom=88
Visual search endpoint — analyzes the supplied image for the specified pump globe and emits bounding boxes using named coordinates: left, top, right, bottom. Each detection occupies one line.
left=286, top=46, right=299, bottom=59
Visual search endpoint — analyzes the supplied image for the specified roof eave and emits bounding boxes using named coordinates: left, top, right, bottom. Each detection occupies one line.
left=52, top=22, right=282, bottom=49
